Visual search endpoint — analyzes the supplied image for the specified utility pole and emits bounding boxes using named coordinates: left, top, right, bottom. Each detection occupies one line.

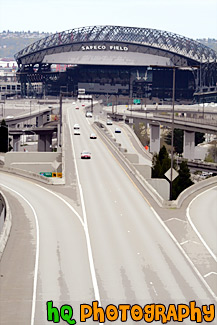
left=170, top=66, right=176, bottom=200
left=59, top=91, right=63, bottom=149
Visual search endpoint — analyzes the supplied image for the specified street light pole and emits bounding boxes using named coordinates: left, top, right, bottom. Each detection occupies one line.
left=170, top=66, right=176, bottom=200
left=59, top=91, right=63, bottom=149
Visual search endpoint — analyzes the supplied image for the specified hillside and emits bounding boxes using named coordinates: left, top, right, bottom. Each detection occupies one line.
left=0, top=31, right=51, bottom=59
left=0, top=31, right=217, bottom=59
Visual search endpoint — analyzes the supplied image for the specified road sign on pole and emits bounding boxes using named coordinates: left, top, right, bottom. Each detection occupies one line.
left=164, top=168, right=178, bottom=182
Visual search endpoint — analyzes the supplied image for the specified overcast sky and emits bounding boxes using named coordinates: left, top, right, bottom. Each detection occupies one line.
left=0, top=0, right=216, bottom=40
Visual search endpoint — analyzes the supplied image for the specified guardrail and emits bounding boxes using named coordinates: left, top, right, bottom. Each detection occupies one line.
left=153, top=113, right=217, bottom=127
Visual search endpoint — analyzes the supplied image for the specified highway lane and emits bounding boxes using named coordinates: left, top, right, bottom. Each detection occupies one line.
left=0, top=100, right=216, bottom=324
left=105, top=122, right=152, bottom=166
left=0, top=173, right=94, bottom=324
left=187, top=186, right=217, bottom=260
left=66, top=104, right=216, bottom=323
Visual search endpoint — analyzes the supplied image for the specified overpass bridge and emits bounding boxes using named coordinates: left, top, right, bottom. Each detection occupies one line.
left=9, top=124, right=57, bottom=152
left=109, top=110, right=217, bottom=160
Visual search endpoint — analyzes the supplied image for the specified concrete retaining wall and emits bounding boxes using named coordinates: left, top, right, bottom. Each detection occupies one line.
left=173, top=175, right=217, bottom=208
left=0, top=166, right=64, bottom=185
left=0, top=193, right=6, bottom=235
left=4, top=152, right=62, bottom=173
left=146, top=178, right=170, bottom=200
left=124, top=153, right=139, bottom=164
left=0, top=191, right=12, bottom=260
left=133, top=164, right=152, bottom=179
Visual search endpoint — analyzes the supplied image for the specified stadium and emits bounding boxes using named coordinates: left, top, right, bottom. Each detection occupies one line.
left=15, top=25, right=217, bottom=103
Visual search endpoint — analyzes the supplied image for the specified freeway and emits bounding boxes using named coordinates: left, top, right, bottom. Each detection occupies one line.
left=0, top=173, right=94, bottom=324
left=103, top=121, right=152, bottom=166
left=0, top=100, right=216, bottom=324
left=65, top=103, right=216, bottom=320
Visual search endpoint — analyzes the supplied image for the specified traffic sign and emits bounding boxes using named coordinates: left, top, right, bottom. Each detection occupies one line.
left=40, top=172, right=52, bottom=177
left=164, top=168, right=178, bottom=182
left=133, top=99, right=141, bottom=104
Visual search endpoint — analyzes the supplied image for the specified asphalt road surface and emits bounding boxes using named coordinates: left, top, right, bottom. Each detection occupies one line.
left=0, top=101, right=216, bottom=324
left=187, top=186, right=217, bottom=260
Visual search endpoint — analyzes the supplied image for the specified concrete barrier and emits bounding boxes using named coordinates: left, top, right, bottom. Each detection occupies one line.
left=0, top=191, right=12, bottom=260
left=94, top=120, right=217, bottom=208
left=0, top=166, right=64, bottom=185
left=133, top=164, right=152, bottom=179
left=123, top=123, right=153, bottom=160
left=124, top=153, right=139, bottom=164
left=93, top=122, right=165, bottom=207
left=172, top=175, right=217, bottom=208
left=146, top=178, right=170, bottom=200
left=5, top=152, right=62, bottom=173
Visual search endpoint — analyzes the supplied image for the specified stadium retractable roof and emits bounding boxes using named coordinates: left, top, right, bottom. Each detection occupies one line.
left=15, top=25, right=217, bottom=66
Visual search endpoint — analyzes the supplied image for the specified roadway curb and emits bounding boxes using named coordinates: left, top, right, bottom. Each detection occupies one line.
left=0, top=192, right=12, bottom=261
left=121, top=122, right=152, bottom=160
left=0, top=166, right=65, bottom=185
left=93, top=121, right=165, bottom=207
left=94, top=120, right=217, bottom=208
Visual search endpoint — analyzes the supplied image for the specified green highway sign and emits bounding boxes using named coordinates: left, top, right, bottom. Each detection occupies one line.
left=133, top=99, right=141, bottom=104
left=39, top=172, right=53, bottom=177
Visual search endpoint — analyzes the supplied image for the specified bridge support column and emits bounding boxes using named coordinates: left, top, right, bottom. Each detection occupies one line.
left=183, top=130, right=195, bottom=160
left=38, top=133, right=52, bottom=152
left=36, top=115, right=44, bottom=127
left=13, top=135, right=20, bottom=152
left=150, top=124, right=160, bottom=154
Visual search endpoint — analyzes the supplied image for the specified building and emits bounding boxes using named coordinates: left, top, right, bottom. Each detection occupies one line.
left=15, top=25, right=217, bottom=103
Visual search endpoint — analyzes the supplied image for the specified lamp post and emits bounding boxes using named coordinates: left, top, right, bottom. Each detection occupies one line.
left=170, top=66, right=176, bottom=200
left=30, top=100, right=32, bottom=127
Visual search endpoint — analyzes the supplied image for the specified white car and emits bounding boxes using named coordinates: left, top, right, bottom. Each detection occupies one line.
left=74, top=130, right=80, bottom=135
left=90, top=133, right=97, bottom=139
left=86, top=111, right=93, bottom=118
left=106, top=120, right=113, bottom=125
left=73, top=124, right=80, bottom=129
left=115, top=127, right=121, bottom=133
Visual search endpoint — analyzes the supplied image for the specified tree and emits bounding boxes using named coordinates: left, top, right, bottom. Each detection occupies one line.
left=152, top=145, right=171, bottom=178
left=0, top=120, right=9, bottom=153
left=164, top=129, right=183, bottom=154
left=152, top=146, right=193, bottom=200
left=165, top=130, right=205, bottom=154
left=172, top=161, right=193, bottom=199
left=205, top=142, right=217, bottom=163
left=195, top=132, right=205, bottom=146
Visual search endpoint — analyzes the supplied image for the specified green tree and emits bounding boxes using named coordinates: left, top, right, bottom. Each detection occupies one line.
left=172, top=161, right=193, bottom=199
left=0, top=120, right=9, bottom=153
left=164, top=129, right=183, bottom=154
left=195, top=132, right=205, bottom=146
left=152, top=145, right=171, bottom=178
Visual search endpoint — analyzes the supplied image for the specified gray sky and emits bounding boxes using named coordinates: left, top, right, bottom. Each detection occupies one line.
left=0, top=0, right=216, bottom=40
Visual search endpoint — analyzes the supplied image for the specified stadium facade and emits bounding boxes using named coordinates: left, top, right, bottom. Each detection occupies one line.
left=15, top=25, right=217, bottom=103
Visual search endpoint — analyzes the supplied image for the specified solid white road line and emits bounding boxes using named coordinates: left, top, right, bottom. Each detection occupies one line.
left=0, top=183, right=39, bottom=325
left=67, top=108, right=101, bottom=305
left=186, top=186, right=217, bottom=262
left=34, top=183, right=84, bottom=228
left=150, top=206, right=217, bottom=301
